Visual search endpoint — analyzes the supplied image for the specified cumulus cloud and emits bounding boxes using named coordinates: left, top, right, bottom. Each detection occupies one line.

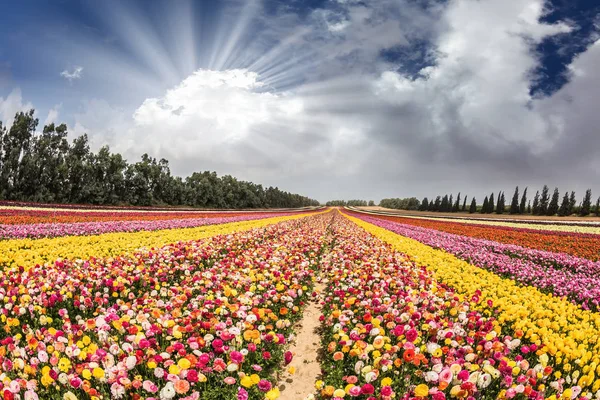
left=0, top=88, right=34, bottom=129
left=60, top=66, right=83, bottom=81
left=44, top=103, right=62, bottom=126
left=49, top=0, right=600, bottom=200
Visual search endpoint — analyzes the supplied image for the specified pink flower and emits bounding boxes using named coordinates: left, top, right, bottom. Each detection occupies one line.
left=237, top=388, right=249, bottom=400
left=224, top=377, right=236, bottom=385
left=284, top=351, right=293, bottom=365
left=257, top=380, right=272, bottom=392
left=143, top=380, right=159, bottom=393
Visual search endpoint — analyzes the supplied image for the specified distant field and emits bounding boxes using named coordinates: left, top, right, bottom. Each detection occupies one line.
left=357, top=205, right=600, bottom=223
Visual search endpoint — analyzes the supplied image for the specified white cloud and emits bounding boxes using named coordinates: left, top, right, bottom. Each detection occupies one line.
left=60, top=66, right=83, bottom=81
left=0, top=88, right=34, bottom=129
left=44, top=103, right=62, bottom=126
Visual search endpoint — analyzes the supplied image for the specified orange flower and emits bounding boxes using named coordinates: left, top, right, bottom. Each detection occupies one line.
left=403, top=349, right=415, bottom=362
left=174, top=380, right=190, bottom=394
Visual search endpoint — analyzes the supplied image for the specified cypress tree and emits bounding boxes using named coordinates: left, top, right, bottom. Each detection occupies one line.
left=462, top=195, right=467, bottom=212
left=580, top=189, right=592, bottom=216
left=558, top=192, right=570, bottom=216
left=539, top=185, right=549, bottom=215
left=441, top=195, right=449, bottom=212
left=487, top=193, right=495, bottom=214
left=527, top=200, right=531, bottom=214
left=481, top=196, right=489, bottom=214
left=569, top=191, right=577, bottom=214
left=519, top=187, right=527, bottom=214
left=469, top=197, right=477, bottom=213
left=510, top=186, right=520, bottom=214
left=448, top=194, right=453, bottom=212
left=532, top=191, right=540, bottom=215
left=496, top=192, right=505, bottom=214
left=547, top=188, right=560, bottom=216
left=420, top=197, right=429, bottom=211
left=595, top=197, right=600, bottom=217
left=434, top=196, right=441, bottom=211
left=453, top=193, right=461, bottom=212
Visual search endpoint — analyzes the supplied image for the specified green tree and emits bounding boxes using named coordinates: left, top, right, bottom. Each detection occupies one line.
left=453, top=193, right=461, bottom=212
left=0, top=110, right=38, bottom=199
left=569, top=191, right=577, bottom=214
left=547, top=187, right=560, bottom=216
left=580, top=189, right=592, bottom=216
left=519, top=187, right=527, bottom=214
left=558, top=192, right=570, bottom=216
left=496, top=192, right=505, bottom=214
left=469, top=197, right=477, bottom=214
left=532, top=190, right=540, bottom=215
left=481, top=196, right=489, bottom=214
left=462, top=195, right=467, bottom=212
left=487, top=193, right=495, bottom=214
left=595, top=197, right=600, bottom=217
left=509, top=186, right=520, bottom=214
left=539, top=185, right=549, bottom=215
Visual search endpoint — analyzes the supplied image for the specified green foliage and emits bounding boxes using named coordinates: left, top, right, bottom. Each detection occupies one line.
left=519, top=187, right=527, bottom=214
left=558, top=192, right=571, bottom=216
left=481, top=196, right=489, bottom=214
left=580, top=189, right=592, bottom=216
left=532, top=191, right=540, bottom=215
left=510, top=186, right=519, bottom=214
left=469, top=197, right=477, bottom=214
left=539, top=185, right=549, bottom=215
left=547, top=187, right=560, bottom=216
left=326, top=200, right=368, bottom=207
left=0, top=110, right=320, bottom=208
left=379, top=197, right=420, bottom=210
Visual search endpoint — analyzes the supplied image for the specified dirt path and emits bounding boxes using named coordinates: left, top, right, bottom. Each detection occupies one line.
left=278, top=283, right=325, bottom=400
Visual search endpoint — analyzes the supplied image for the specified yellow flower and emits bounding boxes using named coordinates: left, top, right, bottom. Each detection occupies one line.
left=333, top=389, right=346, bottom=398
left=381, top=377, right=392, bottom=386
left=415, top=384, right=429, bottom=397
left=266, top=388, right=281, bottom=399
left=168, top=364, right=181, bottom=375
left=63, top=391, right=78, bottom=400
left=92, top=367, right=105, bottom=379
left=240, top=376, right=253, bottom=388
left=315, top=380, right=324, bottom=389
left=82, top=369, right=92, bottom=380
left=58, top=357, right=72, bottom=373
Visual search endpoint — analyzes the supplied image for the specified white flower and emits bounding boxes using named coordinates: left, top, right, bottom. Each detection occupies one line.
left=160, top=382, right=176, bottom=400
left=111, top=382, right=126, bottom=399
left=125, top=355, right=137, bottom=370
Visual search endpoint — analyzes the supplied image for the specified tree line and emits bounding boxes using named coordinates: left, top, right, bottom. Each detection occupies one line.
left=384, top=186, right=600, bottom=217
left=0, top=110, right=320, bottom=208
left=325, top=200, right=375, bottom=207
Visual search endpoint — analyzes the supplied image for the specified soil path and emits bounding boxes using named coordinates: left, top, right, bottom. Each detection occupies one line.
left=278, top=283, right=325, bottom=400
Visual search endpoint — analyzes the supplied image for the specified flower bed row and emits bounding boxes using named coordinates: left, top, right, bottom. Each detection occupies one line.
left=0, top=213, right=331, bottom=400
left=343, top=212, right=600, bottom=398
left=0, top=209, right=272, bottom=226
left=0, top=213, right=295, bottom=240
left=346, top=211, right=600, bottom=311
left=0, top=212, right=319, bottom=270
left=356, top=213, right=600, bottom=261
left=313, top=212, right=594, bottom=400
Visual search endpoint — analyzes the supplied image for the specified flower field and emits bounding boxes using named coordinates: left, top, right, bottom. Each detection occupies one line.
left=1, top=205, right=599, bottom=400
left=353, top=213, right=600, bottom=261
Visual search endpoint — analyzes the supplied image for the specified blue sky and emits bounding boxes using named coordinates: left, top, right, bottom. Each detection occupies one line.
left=1, top=0, right=599, bottom=201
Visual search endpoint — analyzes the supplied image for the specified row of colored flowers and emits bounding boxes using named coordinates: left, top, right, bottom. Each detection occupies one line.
left=355, top=213, right=600, bottom=262
left=349, top=209, right=600, bottom=233
left=0, top=212, right=332, bottom=399
left=313, top=212, right=589, bottom=400
left=346, top=212, right=600, bottom=311
left=0, top=212, right=318, bottom=270
left=344, top=212, right=600, bottom=398
left=0, top=210, right=273, bottom=226
left=0, top=213, right=296, bottom=240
